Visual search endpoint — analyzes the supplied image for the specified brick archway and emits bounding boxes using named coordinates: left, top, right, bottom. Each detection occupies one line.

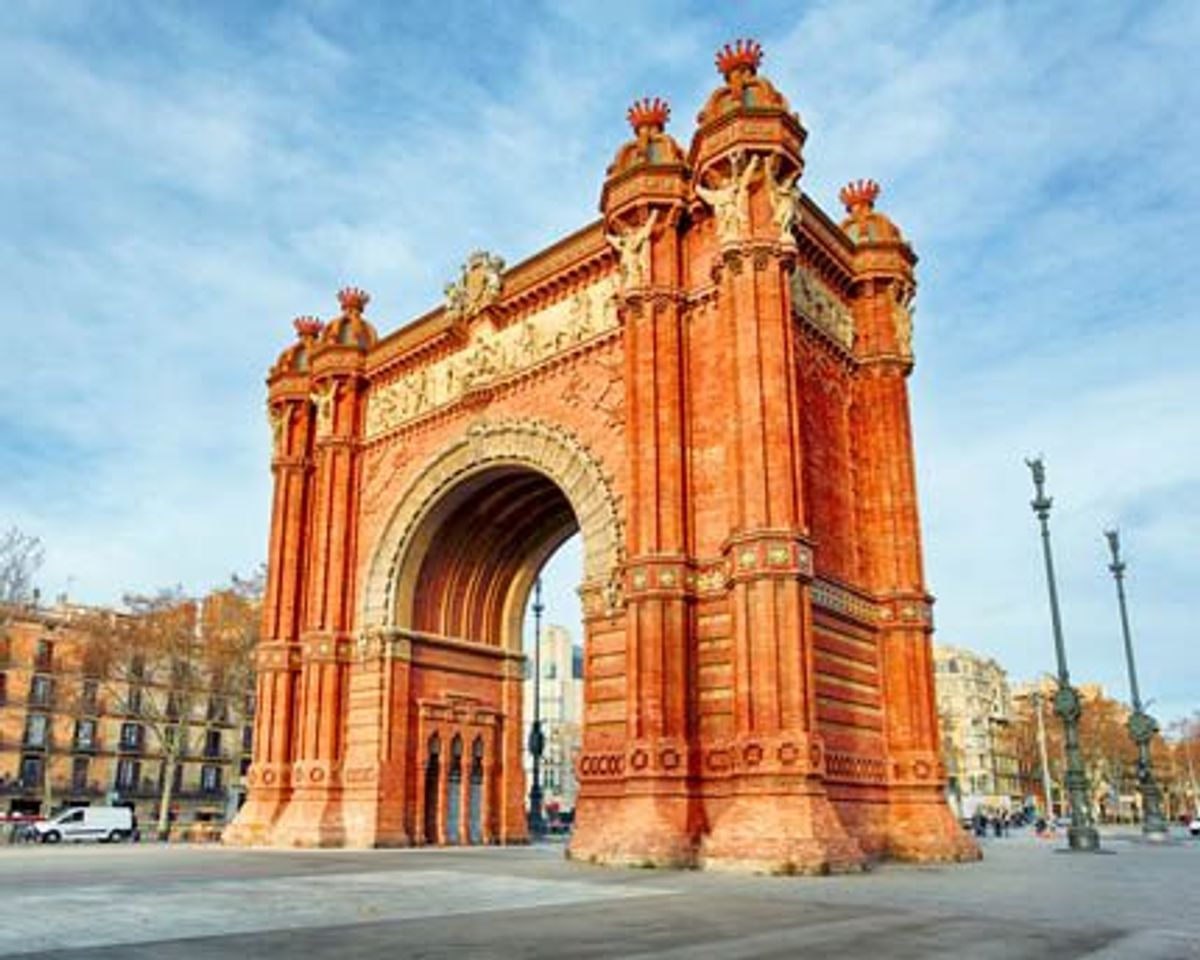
left=361, top=419, right=623, bottom=641
left=227, top=40, right=979, bottom=870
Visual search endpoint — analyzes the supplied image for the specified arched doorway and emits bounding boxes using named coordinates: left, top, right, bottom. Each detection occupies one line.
left=346, top=420, right=624, bottom=852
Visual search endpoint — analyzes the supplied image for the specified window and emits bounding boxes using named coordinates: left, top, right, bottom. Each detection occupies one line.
left=115, top=758, right=140, bottom=789
left=242, top=725, right=253, bottom=751
left=204, top=730, right=222, bottom=758
left=127, top=686, right=143, bottom=716
left=71, top=758, right=89, bottom=791
left=130, top=655, right=145, bottom=679
left=200, top=765, right=222, bottom=793
left=119, top=723, right=142, bottom=751
left=34, top=639, right=53, bottom=672
left=61, top=809, right=84, bottom=824
left=24, top=714, right=48, bottom=748
left=75, top=719, right=96, bottom=750
left=243, top=691, right=256, bottom=716
left=19, top=755, right=44, bottom=787
left=29, top=674, right=53, bottom=707
left=545, top=662, right=557, bottom=680
left=948, top=660, right=959, bottom=674
left=207, top=697, right=227, bottom=723
left=81, top=680, right=98, bottom=713
left=0, top=672, right=6, bottom=705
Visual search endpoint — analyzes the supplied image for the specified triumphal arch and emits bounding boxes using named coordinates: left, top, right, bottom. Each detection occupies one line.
left=226, top=40, right=978, bottom=871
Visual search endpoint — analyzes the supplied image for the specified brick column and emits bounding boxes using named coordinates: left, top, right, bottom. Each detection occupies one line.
left=698, top=229, right=862, bottom=872
left=226, top=321, right=317, bottom=846
left=842, top=182, right=978, bottom=861
left=570, top=97, right=695, bottom=866
left=272, top=289, right=376, bottom=847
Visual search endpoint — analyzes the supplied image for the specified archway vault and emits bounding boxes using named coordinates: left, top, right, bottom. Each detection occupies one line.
left=361, top=418, right=624, bottom=638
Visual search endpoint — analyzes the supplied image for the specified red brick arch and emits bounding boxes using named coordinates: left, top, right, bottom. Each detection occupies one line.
left=228, top=41, right=978, bottom=871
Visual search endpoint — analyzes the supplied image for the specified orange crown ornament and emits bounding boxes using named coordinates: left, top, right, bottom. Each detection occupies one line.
left=337, top=286, right=370, bottom=315
left=627, top=96, right=671, bottom=132
left=839, top=179, right=881, bottom=213
left=293, top=316, right=323, bottom=338
left=716, top=38, right=763, bottom=78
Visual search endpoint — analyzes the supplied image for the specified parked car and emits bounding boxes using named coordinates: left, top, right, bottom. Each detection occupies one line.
left=31, top=806, right=134, bottom=844
left=1189, top=818, right=1200, bottom=838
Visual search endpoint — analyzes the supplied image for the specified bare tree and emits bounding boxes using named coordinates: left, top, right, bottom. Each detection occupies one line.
left=0, top=526, right=43, bottom=607
left=78, top=576, right=261, bottom=840
left=80, top=589, right=205, bottom=839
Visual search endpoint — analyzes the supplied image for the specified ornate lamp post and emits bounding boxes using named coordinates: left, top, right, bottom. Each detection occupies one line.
left=1025, top=457, right=1100, bottom=851
left=527, top=577, right=546, bottom=839
left=1104, top=529, right=1168, bottom=839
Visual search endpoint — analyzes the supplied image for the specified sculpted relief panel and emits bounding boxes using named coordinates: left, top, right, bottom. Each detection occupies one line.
left=791, top=267, right=854, bottom=351
left=364, top=275, right=619, bottom=440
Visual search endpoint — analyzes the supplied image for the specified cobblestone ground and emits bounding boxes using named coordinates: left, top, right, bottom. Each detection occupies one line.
left=0, top=827, right=1196, bottom=958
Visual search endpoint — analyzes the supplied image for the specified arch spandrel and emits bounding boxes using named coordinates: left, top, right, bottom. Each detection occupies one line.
left=359, top=418, right=625, bottom=635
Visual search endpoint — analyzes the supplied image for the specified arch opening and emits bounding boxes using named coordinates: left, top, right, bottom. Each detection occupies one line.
left=400, top=465, right=579, bottom=650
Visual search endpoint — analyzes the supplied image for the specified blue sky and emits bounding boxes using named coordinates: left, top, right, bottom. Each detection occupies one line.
left=2, top=1, right=1197, bottom=723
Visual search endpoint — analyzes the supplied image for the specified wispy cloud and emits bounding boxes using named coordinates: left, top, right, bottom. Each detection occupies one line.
left=1, top=1, right=1195, bottom=719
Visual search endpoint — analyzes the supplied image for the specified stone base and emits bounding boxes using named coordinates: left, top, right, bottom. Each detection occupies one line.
left=267, top=791, right=347, bottom=848
left=698, top=784, right=866, bottom=875
left=222, top=793, right=289, bottom=847
left=884, top=793, right=981, bottom=862
left=568, top=790, right=694, bottom=867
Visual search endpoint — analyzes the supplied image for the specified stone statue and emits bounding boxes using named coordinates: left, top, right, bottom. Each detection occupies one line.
left=765, top=155, right=800, bottom=244
left=893, top=285, right=915, bottom=357
left=267, top=405, right=288, bottom=454
left=311, top=382, right=337, bottom=436
left=606, top=209, right=659, bottom=291
left=696, top=150, right=759, bottom=245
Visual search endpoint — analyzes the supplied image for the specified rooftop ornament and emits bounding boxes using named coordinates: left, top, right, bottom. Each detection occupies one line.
left=839, top=179, right=881, bottom=214
left=293, top=316, right=323, bottom=339
left=337, top=287, right=370, bottom=317
left=627, top=96, right=671, bottom=134
left=716, top=38, right=763, bottom=80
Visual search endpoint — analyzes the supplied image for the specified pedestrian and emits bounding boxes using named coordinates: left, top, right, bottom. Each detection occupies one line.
left=1001, top=811, right=1010, bottom=837
left=992, top=814, right=1002, bottom=838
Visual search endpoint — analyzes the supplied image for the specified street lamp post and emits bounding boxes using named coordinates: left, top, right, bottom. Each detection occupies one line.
left=526, top=577, right=546, bottom=839
left=1025, top=457, right=1100, bottom=851
left=1104, top=529, right=1168, bottom=839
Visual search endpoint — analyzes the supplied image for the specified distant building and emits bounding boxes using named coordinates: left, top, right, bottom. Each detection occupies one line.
left=0, top=600, right=254, bottom=833
left=933, top=644, right=1022, bottom=815
left=522, top=624, right=583, bottom=815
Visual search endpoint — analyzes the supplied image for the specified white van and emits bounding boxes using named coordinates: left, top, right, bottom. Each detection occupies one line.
left=32, top=806, right=134, bottom=844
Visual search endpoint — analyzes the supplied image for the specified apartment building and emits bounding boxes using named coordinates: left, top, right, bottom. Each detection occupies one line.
left=0, top=600, right=254, bottom=831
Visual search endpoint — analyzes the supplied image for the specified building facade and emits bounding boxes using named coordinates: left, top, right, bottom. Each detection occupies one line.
left=522, top=624, right=583, bottom=816
left=0, top=602, right=254, bottom=832
left=933, top=645, right=1022, bottom=816
left=229, top=39, right=976, bottom=871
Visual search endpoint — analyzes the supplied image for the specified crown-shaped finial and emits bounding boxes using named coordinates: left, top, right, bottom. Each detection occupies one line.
left=716, top=38, right=763, bottom=79
left=337, top=286, right=370, bottom=315
left=293, top=316, right=323, bottom=338
left=627, top=96, right=671, bottom=133
left=839, top=179, right=881, bottom=213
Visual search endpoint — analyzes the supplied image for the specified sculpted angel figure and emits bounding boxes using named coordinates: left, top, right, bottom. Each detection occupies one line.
left=606, top=209, right=659, bottom=291
left=765, top=154, right=801, bottom=244
left=267, top=405, right=288, bottom=454
left=696, top=150, right=759, bottom=244
left=311, top=381, right=338, bottom=436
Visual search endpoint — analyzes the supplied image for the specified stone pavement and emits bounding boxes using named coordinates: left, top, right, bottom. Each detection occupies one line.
left=0, top=828, right=1196, bottom=958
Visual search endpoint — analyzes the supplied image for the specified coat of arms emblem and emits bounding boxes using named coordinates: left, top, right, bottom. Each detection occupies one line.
left=445, top=250, right=505, bottom=320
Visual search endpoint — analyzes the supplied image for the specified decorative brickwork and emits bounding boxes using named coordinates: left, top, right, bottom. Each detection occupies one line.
left=226, top=40, right=978, bottom=870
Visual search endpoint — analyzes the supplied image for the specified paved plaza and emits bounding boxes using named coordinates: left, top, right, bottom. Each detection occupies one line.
left=0, top=829, right=1196, bottom=958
